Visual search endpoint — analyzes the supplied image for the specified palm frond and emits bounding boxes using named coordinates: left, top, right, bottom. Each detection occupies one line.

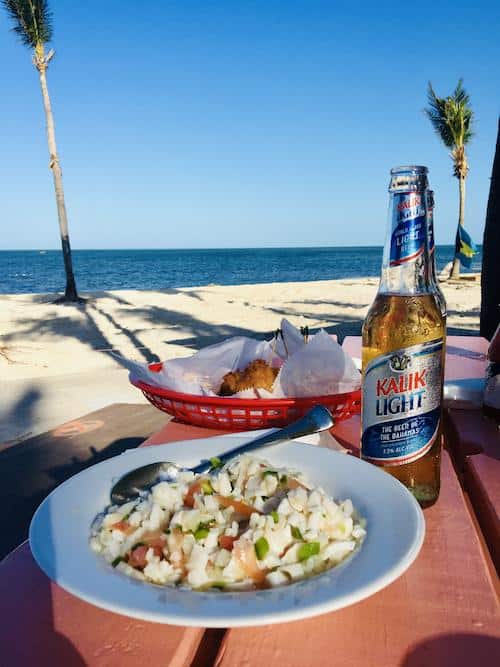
left=453, top=78, right=470, bottom=106
left=1, top=0, right=52, bottom=48
left=424, top=82, right=454, bottom=147
left=424, top=80, right=474, bottom=151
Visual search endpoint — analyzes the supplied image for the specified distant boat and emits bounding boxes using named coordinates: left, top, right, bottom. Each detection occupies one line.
left=39, top=251, right=47, bottom=254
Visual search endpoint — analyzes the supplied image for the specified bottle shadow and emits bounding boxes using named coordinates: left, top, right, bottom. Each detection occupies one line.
left=402, top=633, right=500, bottom=666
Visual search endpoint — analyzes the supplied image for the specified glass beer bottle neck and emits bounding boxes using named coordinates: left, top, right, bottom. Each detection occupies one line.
left=378, top=167, right=434, bottom=296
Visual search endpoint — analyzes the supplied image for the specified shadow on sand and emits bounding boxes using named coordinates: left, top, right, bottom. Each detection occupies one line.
left=0, top=387, right=42, bottom=447
left=2, top=292, right=481, bottom=374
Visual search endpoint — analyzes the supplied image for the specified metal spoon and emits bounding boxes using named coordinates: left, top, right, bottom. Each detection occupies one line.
left=110, top=405, right=334, bottom=505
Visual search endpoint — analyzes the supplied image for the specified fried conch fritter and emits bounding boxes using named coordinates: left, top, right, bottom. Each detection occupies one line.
left=218, top=359, right=279, bottom=396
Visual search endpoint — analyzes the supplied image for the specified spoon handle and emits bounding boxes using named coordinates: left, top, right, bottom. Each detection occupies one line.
left=190, top=405, right=335, bottom=475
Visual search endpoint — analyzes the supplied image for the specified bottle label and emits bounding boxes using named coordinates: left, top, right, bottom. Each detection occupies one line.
left=390, top=193, right=427, bottom=266
left=428, top=212, right=435, bottom=255
left=362, top=339, right=443, bottom=466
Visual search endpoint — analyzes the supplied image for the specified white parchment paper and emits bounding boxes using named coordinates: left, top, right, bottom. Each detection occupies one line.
left=119, top=320, right=360, bottom=398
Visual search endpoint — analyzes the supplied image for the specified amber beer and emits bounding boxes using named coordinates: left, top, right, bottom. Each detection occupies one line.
left=361, top=166, right=445, bottom=507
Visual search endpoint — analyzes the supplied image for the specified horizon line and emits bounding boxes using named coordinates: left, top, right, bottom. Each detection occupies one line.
left=0, top=243, right=476, bottom=252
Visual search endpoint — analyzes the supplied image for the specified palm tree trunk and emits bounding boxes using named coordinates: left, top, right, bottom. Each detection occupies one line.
left=37, top=57, right=79, bottom=301
left=450, top=176, right=466, bottom=279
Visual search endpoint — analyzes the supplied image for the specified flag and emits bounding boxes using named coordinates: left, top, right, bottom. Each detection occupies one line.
left=455, top=226, right=477, bottom=268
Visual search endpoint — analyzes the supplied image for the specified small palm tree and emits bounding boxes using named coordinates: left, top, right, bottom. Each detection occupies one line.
left=2, top=0, right=81, bottom=302
left=424, top=79, right=474, bottom=279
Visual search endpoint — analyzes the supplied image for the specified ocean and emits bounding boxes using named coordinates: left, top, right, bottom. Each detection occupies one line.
left=0, top=246, right=482, bottom=295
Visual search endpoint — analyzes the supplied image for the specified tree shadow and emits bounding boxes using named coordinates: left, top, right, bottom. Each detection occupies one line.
left=89, top=290, right=134, bottom=306
left=86, top=301, right=160, bottom=364
left=152, top=287, right=205, bottom=301
left=290, top=299, right=369, bottom=310
left=1, top=298, right=160, bottom=366
left=122, top=305, right=262, bottom=350
left=0, top=435, right=149, bottom=561
left=446, top=326, right=482, bottom=337
left=0, top=387, right=42, bottom=448
left=2, top=292, right=481, bottom=375
left=446, top=307, right=481, bottom=318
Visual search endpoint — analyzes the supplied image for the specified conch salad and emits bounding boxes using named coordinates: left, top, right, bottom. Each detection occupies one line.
left=90, top=456, right=366, bottom=591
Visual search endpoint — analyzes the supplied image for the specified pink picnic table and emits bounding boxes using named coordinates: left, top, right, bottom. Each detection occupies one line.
left=1, top=336, right=499, bottom=666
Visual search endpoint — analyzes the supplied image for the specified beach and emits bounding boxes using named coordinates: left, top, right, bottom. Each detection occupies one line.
left=0, top=277, right=480, bottom=444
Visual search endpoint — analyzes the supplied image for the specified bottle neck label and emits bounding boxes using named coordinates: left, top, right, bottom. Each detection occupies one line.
left=362, top=338, right=443, bottom=466
left=389, top=193, right=427, bottom=267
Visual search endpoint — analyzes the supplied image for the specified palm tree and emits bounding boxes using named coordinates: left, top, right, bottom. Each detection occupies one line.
left=2, top=0, right=81, bottom=302
left=424, top=79, right=474, bottom=279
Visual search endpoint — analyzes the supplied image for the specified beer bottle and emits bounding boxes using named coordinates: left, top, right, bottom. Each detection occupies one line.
left=426, top=190, right=447, bottom=318
left=361, top=166, right=445, bottom=507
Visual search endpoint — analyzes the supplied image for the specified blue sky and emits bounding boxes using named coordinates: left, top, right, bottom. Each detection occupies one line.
left=1, top=1, right=499, bottom=249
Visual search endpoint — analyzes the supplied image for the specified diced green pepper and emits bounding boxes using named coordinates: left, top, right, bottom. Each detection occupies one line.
left=279, top=474, right=288, bottom=485
left=262, top=470, right=278, bottom=478
left=270, top=510, right=279, bottom=524
left=200, top=479, right=214, bottom=495
left=254, top=536, right=270, bottom=560
left=291, top=526, right=303, bottom=540
left=209, top=457, right=223, bottom=469
left=297, top=541, right=320, bottom=561
left=210, top=581, right=226, bottom=590
left=111, top=556, right=124, bottom=568
left=194, top=526, right=210, bottom=540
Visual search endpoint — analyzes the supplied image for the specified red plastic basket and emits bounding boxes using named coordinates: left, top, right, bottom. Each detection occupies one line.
left=130, top=364, right=361, bottom=431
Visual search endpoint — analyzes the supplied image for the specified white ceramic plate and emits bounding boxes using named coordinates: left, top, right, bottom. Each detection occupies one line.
left=30, top=436, right=425, bottom=627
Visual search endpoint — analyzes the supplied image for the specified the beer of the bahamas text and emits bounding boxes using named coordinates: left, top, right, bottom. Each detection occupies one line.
left=361, top=166, right=445, bottom=507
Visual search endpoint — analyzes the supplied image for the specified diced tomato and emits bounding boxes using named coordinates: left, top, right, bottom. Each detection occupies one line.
left=233, top=539, right=267, bottom=583
left=128, top=543, right=163, bottom=569
left=141, top=529, right=165, bottom=546
left=214, top=495, right=258, bottom=518
left=167, top=529, right=184, bottom=552
left=111, top=520, right=134, bottom=534
left=286, top=478, right=308, bottom=491
left=218, top=535, right=238, bottom=550
left=184, top=481, right=202, bottom=507
left=128, top=545, right=149, bottom=569
left=145, top=536, right=165, bottom=550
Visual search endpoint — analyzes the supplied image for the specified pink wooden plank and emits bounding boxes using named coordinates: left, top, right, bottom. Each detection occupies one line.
left=445, top=408, right=499, bottom=467
left=343, top=335, right=488, bottom=382
left=0, top=419, right=237, bottom=666
left=465, top=453, right=500, bottom=574
left=0, top=543, right=204, bottom=667
left=0, top=422, right=227, bottom=666
left=443, top=336, right=489, bottom=380
left=142, top=417, right=362, bottom=456
left=142, top=420, right=229, bottom=447
left=215, top=451, right=500, bottom=667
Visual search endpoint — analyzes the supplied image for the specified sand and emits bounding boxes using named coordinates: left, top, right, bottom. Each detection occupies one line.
left=0, top=277, right=481, bottom=444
